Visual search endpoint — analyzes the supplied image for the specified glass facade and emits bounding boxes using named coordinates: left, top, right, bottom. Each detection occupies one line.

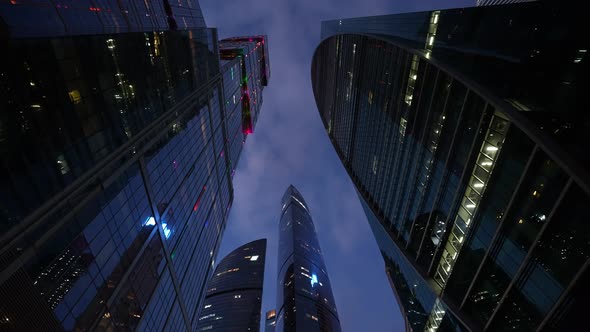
left=0, top=0, right=205, bottom=38
left=276, top=185, right=341, bottom=332
left=195, top=239, right=266, bottom=332
left=312, top=2, right=589, bottom=332
left=0, top=5, right=271, bottom=330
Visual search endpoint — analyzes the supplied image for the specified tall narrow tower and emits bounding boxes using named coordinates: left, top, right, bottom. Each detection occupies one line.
left=276, top=185, right=341, bottom=332
left=196, top=239, right=267, bottom=331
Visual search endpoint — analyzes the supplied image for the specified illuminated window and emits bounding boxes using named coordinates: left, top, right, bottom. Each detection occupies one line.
left=68, top=90, right=82, bottom=104
left=199, top=313, right=216, bottom=321
left=311, top=274, right=318, bottom=287
left=56, top=155, right=70, bottom=174
left=234, top=294, right=241, bottom=299
left=143, top=217, right=156, bottom=227
left=204, top=304, right=212, bottom=309
left=161, top=222, right=171, bottom=239
left=250, top=255, right=259, bottom=261
left=574, top=49, right=586, bottom=63
left=399, top=117, right=408, bottom=138
left=216, top=268, right=239, bottom=277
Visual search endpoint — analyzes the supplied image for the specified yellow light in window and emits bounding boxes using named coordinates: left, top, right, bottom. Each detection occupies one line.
left=518, top=219, right=524, bottom=224
left=68, top=90, right=82, bottom=104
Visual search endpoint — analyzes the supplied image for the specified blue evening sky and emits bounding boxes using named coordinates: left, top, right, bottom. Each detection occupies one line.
left=200, top=1, right=473, bottom=330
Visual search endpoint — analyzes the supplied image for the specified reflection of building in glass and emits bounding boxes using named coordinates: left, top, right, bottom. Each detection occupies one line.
left=0, top=5, right=270, bottom=331
left=266, top=309, right=277, bottom=332
left=195, top=239, right=266, bottom=331
left=313, top=2, right=588, bottom=331
left=276, top=185, right=341, bottom=332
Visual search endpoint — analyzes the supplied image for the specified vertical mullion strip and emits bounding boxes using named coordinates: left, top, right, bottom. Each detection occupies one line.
left=428, top=98, right=488, bottom=278
left=404, top=67, right=440, bottom=248
left=393, top=59, right=430, bottom=238
left=415, top=81, right=463, bottom=258
left=459, top=144, right=539, bottom=308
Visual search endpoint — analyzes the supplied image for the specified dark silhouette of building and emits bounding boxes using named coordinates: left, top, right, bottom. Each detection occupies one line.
left=312, top=2, right=589, bottom=331
left=195, top=239, right=266, bottom=332
left=0, top=3, right=270, bottom=330
left=276, top=185, right=341, bottom=332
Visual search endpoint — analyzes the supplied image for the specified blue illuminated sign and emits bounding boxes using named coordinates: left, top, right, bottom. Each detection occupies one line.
left=311, top=274, right=318, bottom=287
left=161, top=222, right=171, bottom=239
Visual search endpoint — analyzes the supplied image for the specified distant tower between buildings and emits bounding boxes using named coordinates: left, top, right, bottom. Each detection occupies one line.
left=196, top=239, right=267, bottom=331
left=313, top=2, right=588, bottom=332
left=276, top=185, right=341, bottom=331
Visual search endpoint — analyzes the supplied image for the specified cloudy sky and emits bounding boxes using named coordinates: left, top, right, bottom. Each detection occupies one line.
left=200, top=1, right=472, bottom=330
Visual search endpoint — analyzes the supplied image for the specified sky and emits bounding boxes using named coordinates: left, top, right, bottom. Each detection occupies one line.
left=200, top=1, right=473, bottom=331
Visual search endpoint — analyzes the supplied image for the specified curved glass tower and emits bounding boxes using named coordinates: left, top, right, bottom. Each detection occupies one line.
left=276, top=185, right=341, bottom=332
left=312, top=2, right=589, bottom=332
left=196, top=239, right=266, bottom=332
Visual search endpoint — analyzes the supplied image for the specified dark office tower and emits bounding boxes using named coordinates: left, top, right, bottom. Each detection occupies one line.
left=0, top=0, right=206, bottom=38
left=276, top=185, right=341, bottom=332
left=266, top=309, right=277, bottom=332
left=313, top=2, right=588, bottom=332
left=195, top=239, right=266, bottom=332
left=0, top=5, right=270, bottom=331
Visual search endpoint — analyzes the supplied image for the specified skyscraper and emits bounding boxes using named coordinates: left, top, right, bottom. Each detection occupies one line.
left=0, top=3, right=270, bottom=331
left=196, top=239, right=267, bottom=332
left=276, top=185, right=341, bottom=332
left=312, top=2, right=588, bottom=332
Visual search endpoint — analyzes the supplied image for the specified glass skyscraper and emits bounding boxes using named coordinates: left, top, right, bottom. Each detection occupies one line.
left=0, top=2, right=270, bottom=331
left=276, top=185, right=341, bottom=332
left=312, top=2, right=588, bottom=332
left=196, top=239, right=266, bottom=332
